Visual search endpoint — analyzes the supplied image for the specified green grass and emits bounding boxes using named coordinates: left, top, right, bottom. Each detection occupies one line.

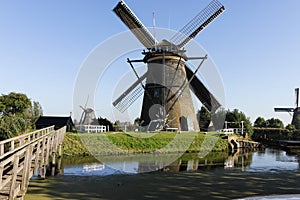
left=62, top=132, right=90, bottom=156
left=62, top=132, right=229, bottom=156
left=106, top=132, right=175, bottom=152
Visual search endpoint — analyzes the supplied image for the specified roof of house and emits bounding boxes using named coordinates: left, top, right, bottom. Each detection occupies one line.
left=36, top=116, right=74, bottom=128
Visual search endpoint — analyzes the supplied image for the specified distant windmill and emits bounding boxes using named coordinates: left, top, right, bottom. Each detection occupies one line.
left=79, top=96, right=96, bottom=125
left=112, top=0, right=224, bottom=131
left=274, top=88, right=300, bottom=126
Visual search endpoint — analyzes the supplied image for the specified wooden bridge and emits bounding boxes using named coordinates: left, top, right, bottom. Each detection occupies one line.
left=0, top=126, right=66, bottom=200
left=228, top=135, right=261, bottom=150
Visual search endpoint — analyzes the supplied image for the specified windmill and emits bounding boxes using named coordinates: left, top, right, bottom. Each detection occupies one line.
left=112, top=0, right=225, bottom=131
left=274, top=88, right=300, bottom=126
left=79, top=97, right=96, bottom=125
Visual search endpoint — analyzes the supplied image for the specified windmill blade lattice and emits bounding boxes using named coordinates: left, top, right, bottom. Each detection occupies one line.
left=113, top=72, right=147, bottom=113
left=113, top=1, right=158, bottom=48
left=274, top=108, right=294, bottom=112
left=170, top=0, right=225, bottom=48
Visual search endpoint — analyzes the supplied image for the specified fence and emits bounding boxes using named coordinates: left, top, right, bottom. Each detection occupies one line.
left=76, top=125, right=107, bottom=133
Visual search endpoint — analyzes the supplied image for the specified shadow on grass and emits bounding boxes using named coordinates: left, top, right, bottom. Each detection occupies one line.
left=25, top=170, right=300, bottom=200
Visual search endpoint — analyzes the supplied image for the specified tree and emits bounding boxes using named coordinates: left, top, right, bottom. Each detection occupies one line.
left=226, top=109, right=240, bottom=124
left=265, top=118, right=284, bottom=129
left=254, top=117, right=266, bottom=128
left=32, top=101, right=43, bottom=119
left=225, top=109, right=253, bottom=137
left=0, top=92, right=43, bottom=139
left=197, top=106, right=211, bottom=131
left=0, top=116, right=30, bottom=139
left=114, top=120, right=122, bottom=132
left=23, top=101, right=43, bottom=128
left=211, top=107, right=226, bottom=131
left=0, top=96, right=5, bottom=114
left=286, top=124, right=295, bottom=131
left=0, top=92, right=31, bottom=116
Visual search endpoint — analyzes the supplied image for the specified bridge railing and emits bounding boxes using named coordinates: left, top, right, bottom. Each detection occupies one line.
left=0, top=126, right=66, bottom=200
left=0, top=126, right=55, bottom=158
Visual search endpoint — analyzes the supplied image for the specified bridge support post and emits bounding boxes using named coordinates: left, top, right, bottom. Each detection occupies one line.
left=9, top=154, right=20, bottom=200
left=33, top=139, right=40, bottom=174
left=45, top=137, right=51, bottom=166
left=51, top=151, right=56, bottom=176
left=58, top=144, right=62, bottom=157
left=38, top=137, right=47, bottom=179
left=38, top=166, right=46, bottom=179
left=57, top=155, right=63, bottom=175
left=228, top=135, right=239, bottom=151
left=20, top=145, right=33, bottom=196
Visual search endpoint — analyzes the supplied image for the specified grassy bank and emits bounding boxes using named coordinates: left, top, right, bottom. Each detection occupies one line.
left=62, top=133, right=90, bottom=156
left=62, top=132, right=229, bottom=156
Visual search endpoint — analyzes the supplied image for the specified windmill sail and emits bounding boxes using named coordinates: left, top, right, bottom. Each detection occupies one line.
left=274, top=88, right=300, bottom=113
left=79, top=108, right=85, bottom=124
left=274, top=108, right=294, bottom=112
left=113, top=1, right=158, bottom=48
left=79, top=96, right=90, bottom=124
left=185, top=65, right=221, bottom=112
left=112, top=1, right=225, bottom=131
left=274, top=88, right=300, bottom=127
left=170, top=0, right=225, bottom=48
left=113, top=72, right=147, bottom=112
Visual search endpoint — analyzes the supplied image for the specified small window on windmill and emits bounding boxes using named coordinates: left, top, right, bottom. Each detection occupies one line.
left=154, top=89, right=159, bottom=98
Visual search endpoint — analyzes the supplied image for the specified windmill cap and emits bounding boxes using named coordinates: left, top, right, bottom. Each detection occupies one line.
left=154, top=39, right=179, bottom=51
left=143, top=39, right=187, bottom=62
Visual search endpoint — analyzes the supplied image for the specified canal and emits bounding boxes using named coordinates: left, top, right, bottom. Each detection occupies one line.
left=61, top=148, right=299, bottom=176
left=25, top=148, right=300, bottom=200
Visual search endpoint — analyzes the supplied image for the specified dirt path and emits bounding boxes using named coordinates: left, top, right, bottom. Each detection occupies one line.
left=25, top=170, right=300, bottom=200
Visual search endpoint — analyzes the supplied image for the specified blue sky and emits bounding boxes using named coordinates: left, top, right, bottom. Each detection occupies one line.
left=1, top=0, right=300, bottom=125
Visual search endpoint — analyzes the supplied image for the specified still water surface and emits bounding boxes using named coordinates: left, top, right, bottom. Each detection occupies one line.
left=61, top=148, right=299, bottom=176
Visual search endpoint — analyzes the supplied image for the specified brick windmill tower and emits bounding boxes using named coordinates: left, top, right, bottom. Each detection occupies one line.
left=113, top=0, right=225, bottom=131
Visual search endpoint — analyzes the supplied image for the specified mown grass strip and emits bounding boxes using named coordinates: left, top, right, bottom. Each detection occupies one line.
left=62, top=132, right=229, bottom=156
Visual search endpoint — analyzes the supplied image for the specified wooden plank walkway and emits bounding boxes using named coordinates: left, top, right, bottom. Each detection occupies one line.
left=0, top=126, right=66, bottom=200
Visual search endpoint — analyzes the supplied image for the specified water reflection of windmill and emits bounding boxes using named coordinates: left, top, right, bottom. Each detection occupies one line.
left=112, top=0, right=224, bottom=132
left=275, top=88, right=300, bottom=127
left=79, top=97, right=96, bottom=125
